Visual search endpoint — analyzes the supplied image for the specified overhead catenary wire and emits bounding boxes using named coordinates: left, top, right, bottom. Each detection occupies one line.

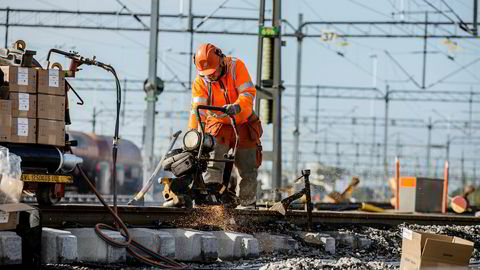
left=439, top=0, right=472, bottom=32
left=341, top=0, right=480, bottom=86
left=427, top=57, right=480, bottom=88
left=36, top=0, right=64, bottom=9
left=114, top=0, right=149, bottom=29
left=346, top=0, right=394, bottom=19
left=384, top=50, right=422, bottom=89
left=195, top=0, right=230, bottom=30
left=422, top=0, right=456, bottom=23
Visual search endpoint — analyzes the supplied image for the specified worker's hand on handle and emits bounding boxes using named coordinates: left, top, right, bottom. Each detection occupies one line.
left=223, top=104, right=241, bottom=116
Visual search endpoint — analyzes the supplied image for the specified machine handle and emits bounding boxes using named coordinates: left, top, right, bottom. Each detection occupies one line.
left=196, top=104, right=226, bottom=113
left=195, top=105, right=239, bottom=160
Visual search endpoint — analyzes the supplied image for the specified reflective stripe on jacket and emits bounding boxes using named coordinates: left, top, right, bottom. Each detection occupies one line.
left=188, top=56, right=255, bottom=130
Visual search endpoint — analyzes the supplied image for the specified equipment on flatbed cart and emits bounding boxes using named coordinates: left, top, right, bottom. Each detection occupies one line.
left=161, top=105, right=240, bottom=208
left=0, top=40, right=85, bottom=205
left=0, top=40, right=120, bottom=205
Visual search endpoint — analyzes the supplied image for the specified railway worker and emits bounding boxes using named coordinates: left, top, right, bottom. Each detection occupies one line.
left=188, top=43, right=263, bottom=209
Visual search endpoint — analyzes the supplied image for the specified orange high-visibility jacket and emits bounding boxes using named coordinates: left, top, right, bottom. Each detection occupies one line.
left=188, top=56, right=255, bottom=130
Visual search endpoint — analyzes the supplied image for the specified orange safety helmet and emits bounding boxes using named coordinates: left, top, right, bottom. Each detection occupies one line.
left=193, top=43, right=224, bottom=76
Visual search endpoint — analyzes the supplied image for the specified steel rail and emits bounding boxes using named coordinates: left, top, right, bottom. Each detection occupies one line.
left=38, top=204, right=480, bottom=228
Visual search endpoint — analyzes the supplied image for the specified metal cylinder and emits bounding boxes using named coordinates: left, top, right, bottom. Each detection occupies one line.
left=2, top=143, right=82, bottom=173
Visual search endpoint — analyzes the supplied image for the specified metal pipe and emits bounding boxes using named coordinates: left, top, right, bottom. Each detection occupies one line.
left=474, top=0, right=478, bottom=36
left=292, top=13, right=303, bottom=178
left=4, top=7, right=9, bottom=48
left=395, top=157, right=400, bottom=210
left=188, top=0, right=194, bottom=90
left=474, top=160, right=478, bottom=203
left=315, top=86, right=319, bottom=132
left=442, top=161, right=449, bottom=214
left=255, top=0, right=265, bottom=114
left=272, top=0, right=283, bottom=190
left=371, top=116, right=376, bottom=170
left=143, top=0, right=159, bottom=203
left=426, top=117, right=432, bottom=176
left=469, top=91, right=473, bottom=137
left=383, top=86, right=390, bottom=198
left=3, top=143, right=82, bottom=173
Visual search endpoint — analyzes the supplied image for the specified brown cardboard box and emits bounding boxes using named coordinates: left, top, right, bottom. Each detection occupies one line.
left=11, top=117, right=36, bottom=144
left=0, top=66, right=37, bottom=93
left=37, top=94, right=65, bottom=121
left=400, top=228, right=474, bottom=270
left=37, top=69, right=65, bottom=96
left=37, top=119, right=65, bottom=146
left=0, top=203, right=37, bottom=231
left=0, top=100, right=11, bottom=142
left=10, top=92, right=37, bottom=118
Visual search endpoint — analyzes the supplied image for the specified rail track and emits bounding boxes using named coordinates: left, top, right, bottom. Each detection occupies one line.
left=37, top=204, right=480, bottom=229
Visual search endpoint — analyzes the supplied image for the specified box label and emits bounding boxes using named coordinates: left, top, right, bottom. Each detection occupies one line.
left=49, top=69, right=59, bottom=87
left=17, top=67, right=29, bottom=86
left=402, top=228, right=413, bottom=240
left=0, top=211, right=8, bottom=223
left=17, top=118, right=28, bottom=136
left=18, top=93, right=30, bottom=111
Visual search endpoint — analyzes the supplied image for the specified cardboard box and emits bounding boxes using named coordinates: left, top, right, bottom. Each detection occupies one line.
left=37, top=69, right=65, bottom=96
left=37, top=119, right=65, bottom=146
left=11, top=117, right=36, bottom=144
left=0, top=66, right=37, bottom=93
left=10, top=92, right=37, bottom=118
left=0, top=100, right=11, bottom=142
left=400, top=228, right=474, bottom=270
left=37, top=94, right=65, bottom=121
left=0, top=203, right=37, bottom=231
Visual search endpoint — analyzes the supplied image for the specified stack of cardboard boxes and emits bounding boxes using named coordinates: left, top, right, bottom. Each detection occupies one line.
left=0, top=66, right=66, bottom=146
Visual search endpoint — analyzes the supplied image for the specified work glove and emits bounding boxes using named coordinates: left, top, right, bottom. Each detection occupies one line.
left=223, top=104, right=241, bottom=116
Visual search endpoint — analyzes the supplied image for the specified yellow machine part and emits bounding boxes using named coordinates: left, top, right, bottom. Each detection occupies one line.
left=162, top=177, right=180, bottom=206
left=360, top=203, right=384, bottom=213
left=21, top=173, right=72, bottom=184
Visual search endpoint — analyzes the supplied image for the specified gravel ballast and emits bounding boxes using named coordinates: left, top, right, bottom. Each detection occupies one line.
left=40, top=222, right=480, bottom=269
